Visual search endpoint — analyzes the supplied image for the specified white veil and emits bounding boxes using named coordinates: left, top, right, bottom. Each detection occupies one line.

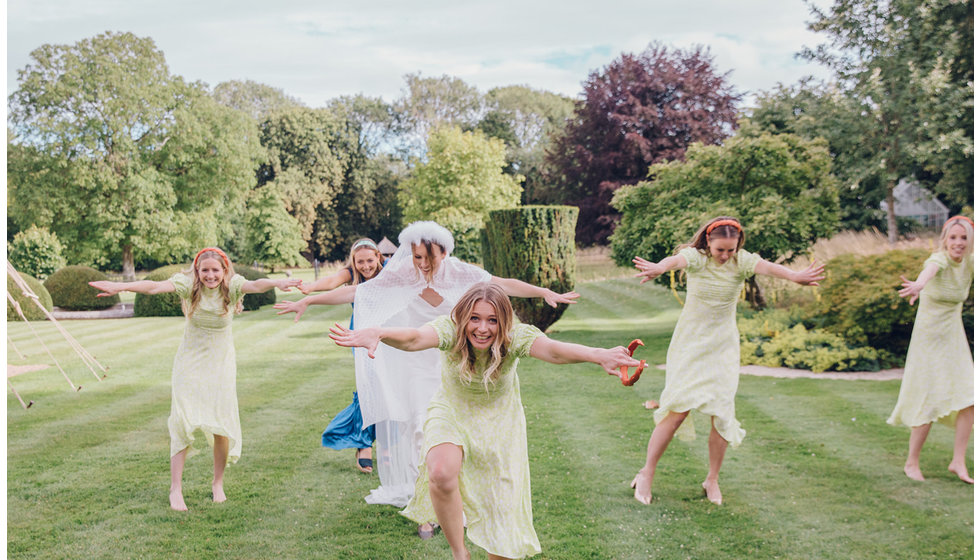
left=353, top=221, right=490, bottom=506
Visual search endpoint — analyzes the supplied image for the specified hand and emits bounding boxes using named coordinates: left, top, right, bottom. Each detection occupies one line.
left=88, top=281, right=120, bottom=297
left=273, top=299, right=308, bottom=322
left=277, top=278, right=303, bottom=292
left=298, top=281, right=314, bottom=295
left=544, top=290, right=579, bottom=308
left=328, top=323, right=381, bottom=358
left=633, top=257, right=665, bottom=283
left=897, top=275, right=923, bottom=305
left=792, top=261, right=825, bottom=286
left=597, top=346, right=642, bottom=377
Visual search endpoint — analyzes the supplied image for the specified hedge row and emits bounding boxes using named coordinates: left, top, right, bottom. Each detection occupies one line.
left=134, top=264, right=275, bottom=317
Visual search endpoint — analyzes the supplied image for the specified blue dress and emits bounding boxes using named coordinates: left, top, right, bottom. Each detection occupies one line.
left=322, top=266, right=377, bottom=450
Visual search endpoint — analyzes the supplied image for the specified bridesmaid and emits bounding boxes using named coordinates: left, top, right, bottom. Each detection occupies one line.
left=888, top=215, right=974, bottom=483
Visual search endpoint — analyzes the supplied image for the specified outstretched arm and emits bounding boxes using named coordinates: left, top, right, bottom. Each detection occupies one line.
left=299, top=269, right=353, bottom=295
left=633, top=254, right=688, bottom=284
left=243, top=277, right=302, bottom=294
left=329, top=323, right=439, bottom=358
left=273, top=284, right=357, bottom=322
left=89, top=280, right=175, bottom=296
left=898, top=263, right=940, bottom=305
left=754, top=259, right=825, bottom=286
left=490, top=276, right=579, bottom=307
left=528, top=336, right=640, bottom=376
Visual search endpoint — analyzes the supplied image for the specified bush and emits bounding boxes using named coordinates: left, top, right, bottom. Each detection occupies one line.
left=809, top=249, right=930, bottom=356
left=8, top=226, right=66, bottom=280
left=134, top=263, right=275, bottom=317
left=44, top=266, right=119, bottom=311
left=739, top=307, right=895, bottom=372
left=482, top=206, right=578, bottom=330
left=7, top=271, right=53, bottom=322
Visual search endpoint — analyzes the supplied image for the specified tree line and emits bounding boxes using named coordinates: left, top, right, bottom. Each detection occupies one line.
left=7, top=0, right=973, bottom=279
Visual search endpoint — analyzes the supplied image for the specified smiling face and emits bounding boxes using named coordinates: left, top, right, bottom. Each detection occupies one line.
left=412, top=242, right=446, bottom=281
left=352, top=247, right=381, bottom=279
left=196, top=257, right=226, bottom=289
left=465, top=300, right=500, bottom=351
left=707, top=237, right=739, bottom=265
left=944, top=224, right=969, bottom=262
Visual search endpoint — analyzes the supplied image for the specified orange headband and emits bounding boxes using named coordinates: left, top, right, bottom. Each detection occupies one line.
left=706, top=219, right=742, bottom=235
left=194, top=247, right=230, bottom=269
left=943, top=215, right=974, bottom=230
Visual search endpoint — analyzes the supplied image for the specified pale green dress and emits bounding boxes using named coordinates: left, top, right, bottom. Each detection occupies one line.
left=887, top=252, right=974, bottom=428
left=168, top=273, right=247, bottom=463
left=401, top=315, right=544, bottom=559
left=653, top=247, right=761, bottom=446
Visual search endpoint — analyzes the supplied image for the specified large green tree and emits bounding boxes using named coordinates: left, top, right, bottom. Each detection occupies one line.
left=7, top=32, right=262, bottom=279
left=800, top=0, right=973, bottom=241
left=212, top=79, right=304, bottom=121
left=393, top=73, right=483, bottom=160
left=399, top=126, right=523, bottom=261
left=610, top=130, right=840, bottom=308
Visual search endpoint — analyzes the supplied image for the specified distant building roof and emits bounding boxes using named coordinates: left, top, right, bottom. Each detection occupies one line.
left=378, top=236, right=398, bottom=256
left=881, top=179, right=949, bottom=230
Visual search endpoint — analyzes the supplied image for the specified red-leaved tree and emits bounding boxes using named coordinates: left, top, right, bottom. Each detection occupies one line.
left=544, top=43, right=741, bottom=245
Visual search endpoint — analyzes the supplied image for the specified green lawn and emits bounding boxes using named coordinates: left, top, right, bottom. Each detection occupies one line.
left=7, top=278, right=973, bottom=559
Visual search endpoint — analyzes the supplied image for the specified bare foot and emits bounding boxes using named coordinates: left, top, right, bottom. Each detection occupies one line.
left=170, top=488, right=188, bottom=511
left=630, top=471, right=652, bottom=505
left=212, top=482, right=226, bottom=503
left=948, top=463, right=974, bottom=484
left=904, top=464, right=925, bottom=481
left=417, top=523, right=436, bottom=540
left=702, top=480, right=722, bottom=505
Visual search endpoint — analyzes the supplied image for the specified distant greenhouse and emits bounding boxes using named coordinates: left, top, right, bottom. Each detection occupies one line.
left=881, top=179, right=949, bottom=230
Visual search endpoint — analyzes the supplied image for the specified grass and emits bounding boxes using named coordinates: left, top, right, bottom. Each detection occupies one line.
left=7, top=278, right=973, bottom=559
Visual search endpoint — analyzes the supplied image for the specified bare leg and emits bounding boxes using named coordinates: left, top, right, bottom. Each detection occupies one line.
left=949, top=406, right=974, bottom=484
left=212, top=435, right=228, bottom=503
left=426, top=443, right=468, bottom=559
left=632, top=411, right=689, bottom=505
left=170, top=447, right=189, bottom=511
left=905, top=423, right=931, bottom=481
left=702, top=419, right=728, bottom=505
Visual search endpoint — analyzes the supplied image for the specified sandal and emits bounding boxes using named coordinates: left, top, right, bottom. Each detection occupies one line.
left=355, top=448, right=373, bottom=473
left=417, top=523, right=439, bottom=540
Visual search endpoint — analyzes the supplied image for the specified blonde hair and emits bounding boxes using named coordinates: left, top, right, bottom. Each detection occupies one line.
left=940, top=216, right=974, bottom=257
left=184, top=248, right=240, bottom=317
left=450, top=283, right=514, bottom=390
left=347, top=238, right=384, bottom=285
left=679, top=216, right=746, bottom=260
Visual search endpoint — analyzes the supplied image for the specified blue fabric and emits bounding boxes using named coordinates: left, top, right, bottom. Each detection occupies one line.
left=322, top=391, right=376, bottom=449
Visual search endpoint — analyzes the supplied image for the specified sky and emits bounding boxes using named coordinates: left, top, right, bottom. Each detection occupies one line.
left=6, top=0, right=835, bottom=110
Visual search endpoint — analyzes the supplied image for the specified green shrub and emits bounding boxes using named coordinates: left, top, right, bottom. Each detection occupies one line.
left=482, top=206, right=578, bottom=331
left=134, top=263, right=275, bottom=317
left=7, top=271, right=53, bottom=321
left=134, top=264, right=187, bottom=317
left=44, top=266, right=119, bottom=311
left=7, top=226, right=66, bottom=280
left=739, top=307, right=895, bottom=372
left=809, top=249, right=929, bottom=356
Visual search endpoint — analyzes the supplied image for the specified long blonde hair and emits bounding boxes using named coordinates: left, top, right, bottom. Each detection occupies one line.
left=347, top=238, right=385, bottom=285
left=185, top=248, right=240, bottom=317
left=450, top=283, right=514, bottom=389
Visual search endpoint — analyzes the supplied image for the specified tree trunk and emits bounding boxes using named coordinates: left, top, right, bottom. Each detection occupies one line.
left=121, top=243, right=136, bottom=281
left=885, top=183, right=898, bottom=244
left=745, top=277, right=767, bottom=310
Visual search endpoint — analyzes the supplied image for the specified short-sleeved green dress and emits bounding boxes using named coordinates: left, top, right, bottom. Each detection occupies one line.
left=887, top=252, right=974, bottom=428
left=401, top=315, right=544, bottom=559
left=168, top=273, right=247, bottom=464
left=653, top=247, right=761, bottom=446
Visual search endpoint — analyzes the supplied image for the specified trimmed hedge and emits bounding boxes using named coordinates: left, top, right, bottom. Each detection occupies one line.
left=482, top=205, right=578, bottom=331
left=7, top=272, right=53, bottom=322
left=44, top=266, right=120, bottom=311
left=134, top=264, right=276, bottom=317
left=8, top=226, right=66, bottom=281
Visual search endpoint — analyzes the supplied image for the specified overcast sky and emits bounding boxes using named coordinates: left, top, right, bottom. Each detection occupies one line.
left=6, top=0, right=835, bottom=109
